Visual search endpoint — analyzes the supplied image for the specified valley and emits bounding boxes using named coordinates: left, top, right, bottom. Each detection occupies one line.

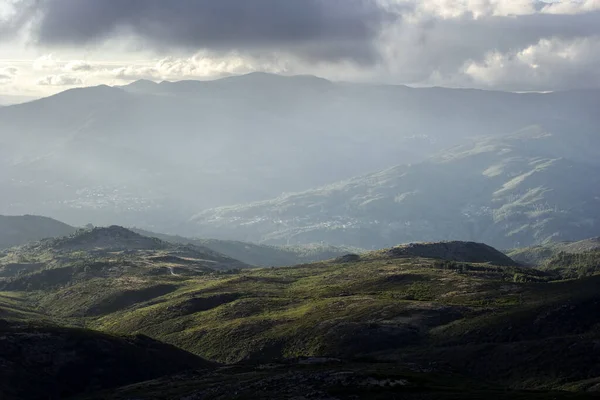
left=1, top=75, right=599, bottom=251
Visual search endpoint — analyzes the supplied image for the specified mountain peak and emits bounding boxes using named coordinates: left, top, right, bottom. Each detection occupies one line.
left=121, top=79, right=160, bottom=93
left=219, top=71, right=332, bottom=86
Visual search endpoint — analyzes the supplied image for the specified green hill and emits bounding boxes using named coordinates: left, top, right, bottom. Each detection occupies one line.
left=4, top=239, right=600, bottom=398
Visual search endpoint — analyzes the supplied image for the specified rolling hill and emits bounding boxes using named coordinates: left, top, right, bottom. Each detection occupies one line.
left=190, top=125, right=600, bottom=249
left=3, top=238, right=600, bottom=398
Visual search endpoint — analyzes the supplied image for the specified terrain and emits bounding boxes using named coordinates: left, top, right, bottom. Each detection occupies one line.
left=132, top=228, right=363, bottom=266
left=0, top=322, right=213, bottom=400
left=0, top=214, right=76, bottom=249
left=1, top=73, right=600, bottom=238
left=3, top=228, right=600, bottom=398
left=192, top=125, right=600, bottom=249
left=509, top=237, right=600, bottom=266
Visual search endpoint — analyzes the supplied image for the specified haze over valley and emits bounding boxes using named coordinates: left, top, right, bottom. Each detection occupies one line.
left=1, top=75, right=599, bottom=249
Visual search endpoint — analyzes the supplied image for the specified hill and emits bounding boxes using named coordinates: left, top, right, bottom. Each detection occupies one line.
left=0, top=322, right=213, bottom=400
left=191, top=125, right=600, bottom=250
left=373, top=241, right=517, bottom=266
left=0, top=215, right=76, bottom=249
left=3, top=239, right=600, bottom=396
left=1, top=73, right=599, bottom=232
left=132, top=228, right=363, bottom=266
left=509, top=237, right=600, bottom=266
left=0, top=226, right=249, bottom=298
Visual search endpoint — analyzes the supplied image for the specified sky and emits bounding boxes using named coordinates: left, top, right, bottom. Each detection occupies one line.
left=1, top=0, right=600, bottom=100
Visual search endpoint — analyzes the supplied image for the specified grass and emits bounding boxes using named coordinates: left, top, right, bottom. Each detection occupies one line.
left=3, top=240, right=600, bottom=393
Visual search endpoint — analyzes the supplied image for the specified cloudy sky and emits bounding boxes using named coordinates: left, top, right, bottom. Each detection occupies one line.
left=1, top=0, right=599, bottom=100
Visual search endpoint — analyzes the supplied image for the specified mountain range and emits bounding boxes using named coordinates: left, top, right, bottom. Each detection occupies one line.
left=191, top=124, right=600, bottom=249
left=1, top=73, right=599, bottom=244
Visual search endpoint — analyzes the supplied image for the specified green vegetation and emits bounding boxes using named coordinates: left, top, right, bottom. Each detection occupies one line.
left=508, top=237, right=600, bottom=266
left=3, top=230, right=600, bottom=399
left=133, top=228, right=364, bottom=266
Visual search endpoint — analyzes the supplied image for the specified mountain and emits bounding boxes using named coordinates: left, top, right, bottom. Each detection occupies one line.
left=132, top=227, right=363, bottom=266
left=1, top=73, right=599, bottom=231
left=509, top=237, right=600, bottom=266
left=0, top=214, right=76, bottom=249
left=190, top=125, right=600, bottom=249
left=0, top=322, right=213, bottom=400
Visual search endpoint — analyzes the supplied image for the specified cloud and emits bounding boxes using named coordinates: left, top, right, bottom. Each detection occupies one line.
left=65, top=60, right=94, bottom=72
left=0, top=66, right=18, bottom=76
left=4, top=0, right=398, bottom=64
left=2, top=1, right=600, bottom=92
left=32, top=54, right=60, bottom=70
left=37, top=74, right=83, bottom=86
left=541, top=0, right=600, bottom=14
left=0, top=66, right=17, bottom=84
left=462, top=36, right=600, bottom=90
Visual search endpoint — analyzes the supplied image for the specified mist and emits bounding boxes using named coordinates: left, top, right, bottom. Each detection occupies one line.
left=0, top=72, right=598, bottom=249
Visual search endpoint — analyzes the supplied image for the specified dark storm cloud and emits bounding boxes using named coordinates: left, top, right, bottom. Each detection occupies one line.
left=7, top=0, right=401, bottom=64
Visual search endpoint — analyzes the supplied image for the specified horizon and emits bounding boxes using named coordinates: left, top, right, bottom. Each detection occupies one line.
left=0, top=71, right=573, bottom=106
left=2, top=0, right=600, bottom=99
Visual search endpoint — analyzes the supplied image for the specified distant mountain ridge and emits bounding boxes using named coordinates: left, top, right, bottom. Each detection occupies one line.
left=509, top=237, right=600, bottom=266
left=131, top=227, right=363, bottom=266
left=2, top=72, right=600, bottom=230
left=190, top=125, right=600, bottom=249
left=0, top=215, right=76, bottom=249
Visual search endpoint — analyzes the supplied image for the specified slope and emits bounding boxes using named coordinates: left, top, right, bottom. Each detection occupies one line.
left=509, top=237, right=600, bottom=266
left=0, top=322, right=214, bottom=400
left=2, top=73, right=600, bottom=231
left=4, top=240, right=600, bottom=393
left=0, top=214, right=76, bottom=249
left=132, top=227, right=363, bottom=266
left=191, top=125, right=600, bottom=249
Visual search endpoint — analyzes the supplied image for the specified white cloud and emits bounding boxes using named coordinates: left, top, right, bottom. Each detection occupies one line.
left=37, top=74, right=83, bottom=86
left=65, top=60, right=94, bottom=72
left=0, top=65, right=17, bottom=84
left=462, top=36, right=600, bottom=90
left=32, top=54, right=60, bottom=71
left=413, top=0, right=536, bottom=19
left=541, top=0, right=600, bottom=14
